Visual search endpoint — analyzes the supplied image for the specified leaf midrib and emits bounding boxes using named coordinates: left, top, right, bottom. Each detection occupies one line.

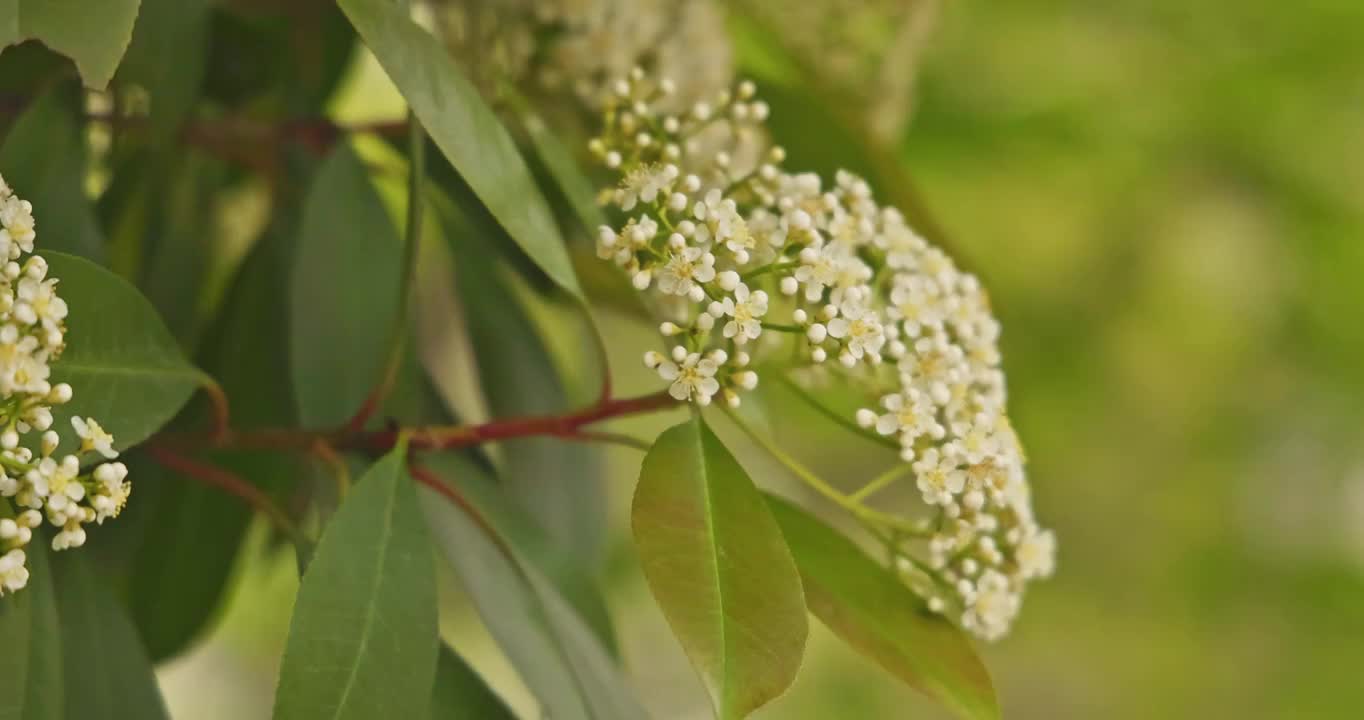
left=329, top=461, right=400, bottom=719
left=692, top=423, right=732, bottom=719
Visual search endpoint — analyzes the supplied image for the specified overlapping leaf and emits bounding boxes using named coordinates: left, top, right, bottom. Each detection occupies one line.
left=43, top=251, right=206, bottom=450
left=0, top=534, right=62, bottom=720
left=0, top=0, right=142, bottom=89
left=767, top=495, right=1000, bottom=720
left=419, top=454, right=646, bottom=720
left=634, top=417, right=808, bottom=719
left=338, top=0, right=582, bottom=300
left=274, top=448, right=438, bottom=720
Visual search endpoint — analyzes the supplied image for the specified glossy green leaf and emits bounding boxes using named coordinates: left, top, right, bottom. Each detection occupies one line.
left=116, top=0, right=210, bottom=137
left=1, top=87, right=105, bottom=261
left=51, top=551, right=169, bottom=720
left=429, top=644, right=516, bottom=720
left=766, top=495, right=1000, bottom=720
left=290, top=143, right=401, bottom=428
left=419, top=455, right=646, bottom=720
left=43, top=251, right=205, bottom=450
left=0, top=0, right=141, bottom=89
left=0, top=531, right=63, bottom=720
left=338, top=0, right=583, bottom=300
left=273, top=447, right=438, bottom=720
left=634, top=417, right=808, bottom=719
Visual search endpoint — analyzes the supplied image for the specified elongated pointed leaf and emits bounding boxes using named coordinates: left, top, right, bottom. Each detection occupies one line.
left=0, top=0, right=141, bottom=89
left=0, top=535, right=62, bottom=720
left=766, top=495, right=1000, bottom=720
left=290, top=143, right=402, bottom=428
left=116, top=0, right=211, bottom=138
left=429, top=644, right=516, bottom=720
left=634, top=417, right=808, bottom=719
left=419, top=455, right=646, bottom=720
left=273, top=448, right=438, bottom=720
left=338, top=0, right=582, bottom=300
left=519, top=111, right=606, bottom=233
left=51, top=551, right=169, bottom=720
left=43, top=251, right=205, bottom=450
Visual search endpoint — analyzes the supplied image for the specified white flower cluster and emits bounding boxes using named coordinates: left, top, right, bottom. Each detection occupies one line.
left=431, top=0, right=732, bottom=111
left=0, top=175, right=129, bottom=595
left=589, top=75, right=1054, bottom=640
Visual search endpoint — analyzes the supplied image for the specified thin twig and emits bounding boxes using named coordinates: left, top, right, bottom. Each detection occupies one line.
left=146, top=446, right=303, bottom=543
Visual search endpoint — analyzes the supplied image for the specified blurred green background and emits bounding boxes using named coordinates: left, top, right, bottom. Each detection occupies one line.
left=154, top=1, right=1364, bottom=718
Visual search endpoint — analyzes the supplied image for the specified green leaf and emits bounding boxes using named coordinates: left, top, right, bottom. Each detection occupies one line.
left=0, top=0, right=142, bottom=89
left=429, top=644, right=516, bottom=720
left=51, top=551, right=169, bottom=720
left=43, top=251, right=205, bottom=450
left=419, top=455, right=646, bottom=720
left=290, top=142, right=401, bottom=428
left=338, top=0, right=583, bottom=300
left=766, top=495, right=1000, bottom=720
left=452, top=232, right=608, bottom=574
left=1, top=87, right=106, bottom=261
left=634, top=417, right=808, bottom=719
left=519, top=111, right=606, bottom=233
left=273, top=447, right=438, bottom=720
left=116, top=0, right=211, bottom=137
left=0, top=533, right=63, bottom=720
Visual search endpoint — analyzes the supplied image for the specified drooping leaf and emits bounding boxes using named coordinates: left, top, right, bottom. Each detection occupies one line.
left=289, top=142, right=401, bottom=428
left=43, top=251, right=206, bottom=450
left=634, top=417, right=808, bottom=719
left=419, top=454, right=646, bottom=720
left=338, top=0, right=583, bottom=300
left=51, top=551, right=169, bottom=720
left=1, top=87, right=106, bottom=261
left=273, top=447, right=438, bottom=720
left=116, top=0, right=211, bottom=138
left=429, top=644, right=516, bottom=720
left=0, top=0, right=142, bottom=89
left=451, top=229, right=608, bottom=577
left=0, top=532, right=63, bottom=720
left=766, top=495, right=1000, bottom=720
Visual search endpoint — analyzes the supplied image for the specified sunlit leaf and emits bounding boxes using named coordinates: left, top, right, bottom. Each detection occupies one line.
left=0, top=534, right=62, bottom=720
left=43, top=251, right=206, bottom=450
left=419, top=454, right=646, bottom=720
left=274, top=447, right=438, bottom=720
left=51, top=551, right=168, bottom=720
left=767, top=495, right=1000, bottom=720
left=338, top=0, right=583, bottom=300
left=0, top=0, right=142, bottom=89
left=429, top=644, right=516, bottom=720
left=634, top=416, right=808, bottom=719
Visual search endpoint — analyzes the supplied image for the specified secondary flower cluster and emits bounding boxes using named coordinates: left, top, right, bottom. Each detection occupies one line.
left=431, top=0, right=732, bottom=111
left=589, top=74, right=1055, bottom=640
left=0, top=175, right=129, bottom=595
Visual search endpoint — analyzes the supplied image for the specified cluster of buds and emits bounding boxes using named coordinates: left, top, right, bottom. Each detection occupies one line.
left=0, top=175, right=129, bottom=595
left=589, top=73, right=1054, bottom=640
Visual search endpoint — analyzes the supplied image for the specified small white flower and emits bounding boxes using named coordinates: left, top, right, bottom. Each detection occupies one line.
left=656, top=352, right=720, bottom=403
left=826, top=302, right=885, bottom=361
left=72, top=416, right=117, bottom=459
left=720, top=284, right=767, bottom=343
left=913, top=448, right=965, bottom=505
left=1015, top=529, right=1056, bottom=580
left=616, top=162, right=678, bottom=210
left=655, top=247, right=716, bottom=297
left=0, top=548, right=29, bottom=593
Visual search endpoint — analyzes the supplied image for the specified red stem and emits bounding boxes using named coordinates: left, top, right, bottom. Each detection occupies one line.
left=146, top=446, right=299, bottom=538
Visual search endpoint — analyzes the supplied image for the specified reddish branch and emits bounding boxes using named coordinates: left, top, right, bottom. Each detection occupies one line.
left=146, top=445, right=300, bottom=539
